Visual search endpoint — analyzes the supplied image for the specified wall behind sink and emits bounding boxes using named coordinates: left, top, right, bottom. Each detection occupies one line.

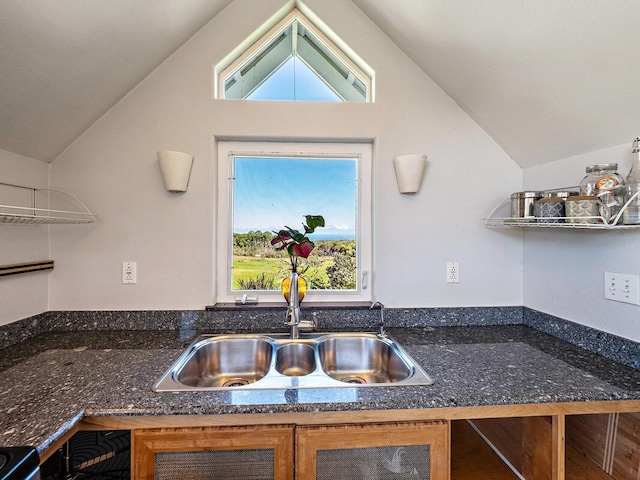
left=42, top=1, right=523, bottom=313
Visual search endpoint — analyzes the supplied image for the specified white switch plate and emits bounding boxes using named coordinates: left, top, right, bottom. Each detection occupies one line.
left=446, top=262, right=459, bottom=283
left=604, top=272, right=639, bottom=305
left=123, top=262, right=137, bottom=284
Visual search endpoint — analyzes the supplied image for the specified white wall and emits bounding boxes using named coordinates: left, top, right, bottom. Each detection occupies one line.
left=524, top=142, right=640, bottom=341
left=0, top=149, right=50, bottom=325
left=48, top=0, right=523, bottom=311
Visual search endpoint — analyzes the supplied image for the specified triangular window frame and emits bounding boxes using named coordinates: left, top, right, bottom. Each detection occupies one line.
left=216, top=7, right=373, bottom=102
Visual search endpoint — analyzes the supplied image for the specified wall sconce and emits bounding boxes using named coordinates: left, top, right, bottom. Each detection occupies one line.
left=393, top=154, right=427, bottom=194
left=157, top=150, right=194, bottom=193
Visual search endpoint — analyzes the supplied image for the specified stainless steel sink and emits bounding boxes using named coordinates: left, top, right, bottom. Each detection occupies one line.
left=153, top=332, right=434, bottom=391
left=317, top=335, right=412, bottom=384
left=275, top=342, right=316, bottom=376
left=174, top=336, right=273, bottom=388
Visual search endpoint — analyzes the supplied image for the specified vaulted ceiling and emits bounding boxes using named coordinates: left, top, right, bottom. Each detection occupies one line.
left=1, top=0, right=639, bottom=167
left=0, top=0, right=234, bottom=162
left=352, top=0, right=640, bottom=167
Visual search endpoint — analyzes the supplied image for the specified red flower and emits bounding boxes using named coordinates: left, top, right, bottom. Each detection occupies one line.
left=271, top=231, right=292, bottom=250
left=272, top=215, right=325, bottom=271
left=293, top=241, right=314, bottom=258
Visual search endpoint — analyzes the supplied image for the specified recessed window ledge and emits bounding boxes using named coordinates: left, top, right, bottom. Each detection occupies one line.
left=206, top=302, right=372, bottom=311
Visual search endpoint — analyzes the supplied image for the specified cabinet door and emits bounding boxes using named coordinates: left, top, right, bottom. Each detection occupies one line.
left=296, top=421, right=450, bottom=480
left=133, top=425, right=294, bottom=480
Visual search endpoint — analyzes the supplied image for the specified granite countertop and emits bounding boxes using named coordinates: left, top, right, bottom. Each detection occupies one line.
left=0, top=325, right=638, bottom=454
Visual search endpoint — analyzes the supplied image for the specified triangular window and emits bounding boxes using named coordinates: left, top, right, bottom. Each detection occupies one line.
left=217, top=8, right=372, bottom=102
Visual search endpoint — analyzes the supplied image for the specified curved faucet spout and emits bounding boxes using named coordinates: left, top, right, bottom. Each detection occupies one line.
left=286, top=273, right=301, bottom=338
left=370, top=301, right=386, bottom=337
left=285, top=272, right=315, bottom=338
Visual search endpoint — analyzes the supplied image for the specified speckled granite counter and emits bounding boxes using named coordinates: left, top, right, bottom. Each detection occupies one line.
left=0, top=325, right=638, bottom=454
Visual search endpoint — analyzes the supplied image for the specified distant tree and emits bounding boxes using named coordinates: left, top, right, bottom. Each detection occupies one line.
left=315, top=240, right=355, bottom=257
left=233, top=231, right=275, bottom=256
left=326, top=252, right=356, bottom=289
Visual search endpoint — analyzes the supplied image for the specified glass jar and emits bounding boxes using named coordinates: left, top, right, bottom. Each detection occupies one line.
left=623, top=137, right=640, bottom=225
left=579, top=163, right=625, bottom=223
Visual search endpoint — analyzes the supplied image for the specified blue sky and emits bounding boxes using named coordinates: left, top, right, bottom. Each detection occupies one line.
left=233, top=156, right=357, bottom=239
left=234, top=55, right=355, bottom=239
left=248, top=56, right=341, bottom=102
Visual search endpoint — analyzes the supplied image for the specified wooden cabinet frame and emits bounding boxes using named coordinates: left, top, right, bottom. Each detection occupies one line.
left=296, top=421, right=450, bottom=480
left=469, top=416, right=565, bottom=480
left=132, top=425, right=294, bottom=480
left=81, top=402, right=640, bottom=480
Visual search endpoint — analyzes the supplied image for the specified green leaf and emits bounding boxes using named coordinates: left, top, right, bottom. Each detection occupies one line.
left=304, top=215, right=325, bottom=233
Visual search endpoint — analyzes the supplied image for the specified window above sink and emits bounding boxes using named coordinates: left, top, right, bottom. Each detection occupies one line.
left=215, top=141, right=373, bottom=304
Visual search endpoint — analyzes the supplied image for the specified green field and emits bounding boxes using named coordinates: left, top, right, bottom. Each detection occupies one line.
left=232, top=255, right=333, bottom=290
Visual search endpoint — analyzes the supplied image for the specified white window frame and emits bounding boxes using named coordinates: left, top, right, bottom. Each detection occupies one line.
left=215, top=8, right=373, bottom=102
left=216, top=140, right=373, bottom=304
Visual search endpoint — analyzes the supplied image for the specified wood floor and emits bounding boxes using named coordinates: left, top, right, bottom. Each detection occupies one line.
left=451, top=420, right=615, bottom=480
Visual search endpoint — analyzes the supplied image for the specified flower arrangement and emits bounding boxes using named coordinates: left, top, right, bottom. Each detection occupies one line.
left=271, top=215, right=325, bottom=272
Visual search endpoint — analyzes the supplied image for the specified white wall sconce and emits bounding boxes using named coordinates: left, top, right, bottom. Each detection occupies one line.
left=393, top=154, right=427, bottom=194
left=158, top=150, right=194, bottom=193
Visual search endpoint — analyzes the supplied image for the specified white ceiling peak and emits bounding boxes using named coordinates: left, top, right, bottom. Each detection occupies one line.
left=1, top=0, right=639, bottom=167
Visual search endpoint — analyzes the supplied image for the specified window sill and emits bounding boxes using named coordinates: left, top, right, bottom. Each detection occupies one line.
left=206, top=302, right=372, bottom=311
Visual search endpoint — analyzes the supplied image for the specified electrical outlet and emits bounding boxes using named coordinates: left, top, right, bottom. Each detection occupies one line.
left=604, top=272, right=639, bottom=305
left=446, top=262, right=459, bottom=283
left=123, top=262, right=137, bottom=284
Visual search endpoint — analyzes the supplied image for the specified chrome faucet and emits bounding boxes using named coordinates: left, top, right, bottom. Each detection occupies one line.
left=285, top=272, right=315, bottom=338
left=286, top=272, right=302, bottom=338
left=370, top=301, right=386, bottom=337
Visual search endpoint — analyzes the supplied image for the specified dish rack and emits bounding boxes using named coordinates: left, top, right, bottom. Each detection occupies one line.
left=0, top=182, right=97, bottom=225
left=484, top=190, right=640, bottom=230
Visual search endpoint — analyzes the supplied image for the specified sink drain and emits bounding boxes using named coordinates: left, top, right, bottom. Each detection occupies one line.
left=341, top=375, right=367, bottom=385
left=222, top=378, right=250, bottom=388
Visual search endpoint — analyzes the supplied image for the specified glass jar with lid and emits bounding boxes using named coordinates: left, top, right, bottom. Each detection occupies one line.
left=580, top=163, right=625, bottom=222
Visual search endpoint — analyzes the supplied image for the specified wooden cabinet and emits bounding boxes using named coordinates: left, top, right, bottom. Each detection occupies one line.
left=132, top=421, right=449, bottom=480
left=451, top=420, right=521, bottom=480
left=90, top=407, right=640, bottom=480
left=296, top=421, right=450, bottom=480
left=452, top=413, right=640, bottom=480
left=132, top=425, right=295, bottom=480
left=465, top=416, right=564, bottom=480
left=566, top=413, right=640, bottom=480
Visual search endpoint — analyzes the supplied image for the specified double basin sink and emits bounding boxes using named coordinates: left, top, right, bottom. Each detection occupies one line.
left=153, top=332, right=434, bottom=391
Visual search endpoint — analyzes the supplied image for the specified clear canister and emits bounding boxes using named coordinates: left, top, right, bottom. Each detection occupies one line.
left=623, top=184, right=640, bottom=224
left=623, top=137, right=640, bottom=224
left=580, top=164, right=625, bottom=222
left=580, top=164, right=623, bottom=195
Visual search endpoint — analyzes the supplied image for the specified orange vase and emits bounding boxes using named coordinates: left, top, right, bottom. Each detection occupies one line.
left=280, top=275, right=307, bottom=303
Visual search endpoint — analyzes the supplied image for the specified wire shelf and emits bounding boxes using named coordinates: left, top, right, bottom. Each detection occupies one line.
left=0, top=183, right=97, bottom=225
left=483, top=217, right=640, bottom=230
left=484, top=193, right=640, bottom=230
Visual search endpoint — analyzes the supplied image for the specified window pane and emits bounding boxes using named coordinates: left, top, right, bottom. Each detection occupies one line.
left=247, top=57, right=342, bottom=102
left=232, top=156, right=357, bottom=292
left=219, top=11, right=372, bottom=102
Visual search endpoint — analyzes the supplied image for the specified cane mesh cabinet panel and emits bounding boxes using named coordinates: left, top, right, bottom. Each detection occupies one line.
left=296, top=421, right=450, bottom=480
left=133, top=425, right=294, bottom=480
